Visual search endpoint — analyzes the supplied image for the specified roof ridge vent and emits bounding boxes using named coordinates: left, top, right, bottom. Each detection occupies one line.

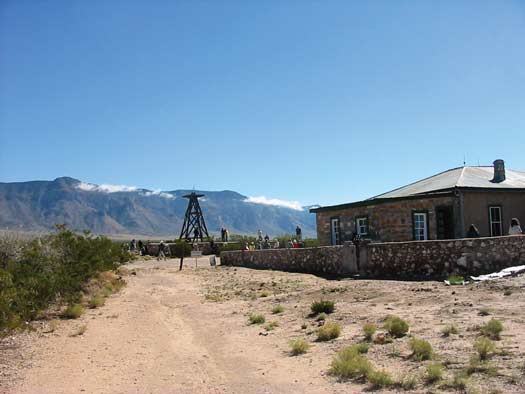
left=491, top=159, right=506, bottom=183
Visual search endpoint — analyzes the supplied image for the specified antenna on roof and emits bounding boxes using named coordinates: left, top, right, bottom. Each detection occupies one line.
left=463, top=154, right=466, bottom=167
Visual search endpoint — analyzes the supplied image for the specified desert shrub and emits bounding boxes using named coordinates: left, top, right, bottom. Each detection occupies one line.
left=317, top=321, right=342, bottom=341
left=363, top=323, right=377, bottom=341
left=170, top=239, right=192, bottom=257
left=441, top=324, right=459, bottom=337
left=368, top=369, right=394, bottom=388
left=316, top=312, right=327, bottom=322
left=467, top=355, right=498, bottom=376
left=289, top=338, right=310, bottom=355
left=354, top=342, right=370, bottom=354
left=398, top=373, right=418, bottom=390
left=384, top=316, right=409, bottom=338
left=264, top=321, right=279, bottom=331
left=503, top=289, right=512, bottom=296
left=248, top=313, right=265, bottom=325
left=450, top=371, right=468, bottom=390
left=70, top=324, right=87, bottom=337
left=480, top=319, right=503, bottom=340
left=447, top=274, right=464, bottom=285
left=63, top=304, right=85, bottom=319
left=272, top=304, right=284, bottom=314
left=0, top=226, right=131, bottom=334
left=88, top=294, right=105, bottom=309
left=329, top=348, right=373, bottom=380
left=425, top=363, right=443, bottom=383
left=409, top=338, right=433, bottom=361
left=474, top=337, right=496, bottom=360
left=311, top=300, right=335, bottom=315
left=260, top=291, right=269, bottom=298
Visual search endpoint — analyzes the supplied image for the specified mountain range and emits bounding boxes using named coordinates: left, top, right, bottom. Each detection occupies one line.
left=0, top=177, right=317, bottom=238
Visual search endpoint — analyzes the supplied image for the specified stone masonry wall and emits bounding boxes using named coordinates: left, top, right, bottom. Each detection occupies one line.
left=316, top=195, right=457, bottom=245
left=362, top=235, right=525, bottom=278
left=220, top=246, right=348, bottom=275
left=221, top=235, right=525, bottom=279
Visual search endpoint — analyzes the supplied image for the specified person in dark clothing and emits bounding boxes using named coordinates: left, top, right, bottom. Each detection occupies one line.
left=466, top=224, right=480, bottom=238
left=296, top=225, right=302, bottom=240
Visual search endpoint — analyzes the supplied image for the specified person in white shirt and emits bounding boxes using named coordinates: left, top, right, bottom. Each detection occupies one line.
left=508, top=218, right=523, bottom=235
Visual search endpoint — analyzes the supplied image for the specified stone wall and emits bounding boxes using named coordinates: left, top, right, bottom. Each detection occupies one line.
left=221, top=235, right=525, bottom=279
left=315, top=195, right=457, bottom=245
left=362, top=235, right=525, bottom=278
left=220, top=246, right=354, bottom=275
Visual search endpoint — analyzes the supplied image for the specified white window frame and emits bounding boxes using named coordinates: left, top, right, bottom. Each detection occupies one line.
left=330, top=218, right=340, bottom=246
left=356, top=217, right=368, bottom=236
left=489, top=206, right=502, bottom=237
left=413, top=212, right=428, bottom=241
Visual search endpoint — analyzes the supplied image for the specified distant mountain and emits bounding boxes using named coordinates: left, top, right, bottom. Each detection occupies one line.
left=0, top=177, right=316, bottom=238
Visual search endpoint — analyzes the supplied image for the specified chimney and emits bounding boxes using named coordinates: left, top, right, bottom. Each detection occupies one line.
left=491, top=159, right=506, bottom=183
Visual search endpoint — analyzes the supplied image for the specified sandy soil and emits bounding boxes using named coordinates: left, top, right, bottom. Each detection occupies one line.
left=2, top=257, right=525, bottom=394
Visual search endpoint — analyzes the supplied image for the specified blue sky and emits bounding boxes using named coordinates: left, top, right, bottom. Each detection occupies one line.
left=1, top=1, right=524, bottom=207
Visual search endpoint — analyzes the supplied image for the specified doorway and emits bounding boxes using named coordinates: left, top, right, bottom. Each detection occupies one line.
left=436, top=206, right=454, bottom=239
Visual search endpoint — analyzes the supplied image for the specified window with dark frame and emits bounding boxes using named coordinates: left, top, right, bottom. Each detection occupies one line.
left=356, top=217, right=368, bottom=236
left=489, top=206, right=502, bottom=236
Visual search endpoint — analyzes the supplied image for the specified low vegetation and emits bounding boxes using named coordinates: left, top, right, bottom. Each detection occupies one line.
left=317, top=321, right=342, bottom=341
left=425, top=363, right=443, bottom=383
left=384, top=315, right=409, bottom=338
left=271, top=304, right=284, bottom=314
left=88, top=294, right=105, bottom=309
left=289, top=338, right=310, bottom=355
left=480, top=318, right=503, bottom=340
left=362, top=323, right=376, bottom=341
left=368, top=369, right=394, bottom=388
left=311, top=299, right=335, bottom=315
left=329, top=348, right=373, bottom=380
left=441, top=324, right=459, bottom=337
left=409, top=338, right=433, bottom=361
left=0, top=226, right=131, bottom=334
left=474, top=337, right=496, bottom=360
left=70, top=324, right=87, bottom=337
left=264, top=321, right=279, bottom=331
left=62, top=304, right=85, bottom=319
left=248, top=313, right=265, bottom=325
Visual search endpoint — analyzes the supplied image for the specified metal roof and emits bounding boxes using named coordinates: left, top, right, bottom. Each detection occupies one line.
left=311, top=166, right=525, bottom=213
left=372, top=166, right=525, bottom=199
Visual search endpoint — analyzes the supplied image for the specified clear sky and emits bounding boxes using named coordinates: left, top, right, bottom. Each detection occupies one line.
left=1, top=1, right=524, bottom=207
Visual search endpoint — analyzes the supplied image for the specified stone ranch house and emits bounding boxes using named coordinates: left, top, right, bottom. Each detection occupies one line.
left=311, top=160, right=525, bottom=246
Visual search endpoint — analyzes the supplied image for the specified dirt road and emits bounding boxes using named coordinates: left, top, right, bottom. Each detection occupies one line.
left=3, top=259, right=336, bottom=394
left=3, top=258, right=525, bottom=394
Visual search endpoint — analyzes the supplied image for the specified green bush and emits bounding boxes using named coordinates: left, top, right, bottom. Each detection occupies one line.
left=447, top=274, right=464, bottom=285
left=480, top=319, right=503, bottom=340
left=248, top=313, right=265, bottom=325
left=398, top=373, right=418, bottom=389
left=474, top=337, right=496, bottom=360
left=363, top=323, right=376, bottom=341
left=303, top=238, right=320, bottom=248
left=272, top=304, right=284, bottom=314
left=317, top=321, right=342, bottom=341
left=441, top=324, right=459, bottom=337
left=63, top=304, right=85, bottom=319
left=409, top=338, right=433, bottom=361
left=289, top=338, right=310, bottom=355
left=384, top=316, right=409, bottom=338
left=316, top=312, right=327, bottom=322
left=88, top=294, right=105, bottom=309
left=425, top=363, right=443, bottom=383
left=367, top=369, right=394, bottom=388
left=264, top=321, right=279, bottom=331
left=0, top=226, right=131, bottom=334
left=329, top=349, right=373, bottom=380
left=311, top=300, right=335, bottom=315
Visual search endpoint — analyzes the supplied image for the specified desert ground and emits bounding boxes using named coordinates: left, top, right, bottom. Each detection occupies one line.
left=1, top=257, right=524, bottom=394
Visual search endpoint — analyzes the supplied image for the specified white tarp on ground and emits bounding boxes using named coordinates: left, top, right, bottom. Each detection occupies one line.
left=470, top=265, right=525, bottom=281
